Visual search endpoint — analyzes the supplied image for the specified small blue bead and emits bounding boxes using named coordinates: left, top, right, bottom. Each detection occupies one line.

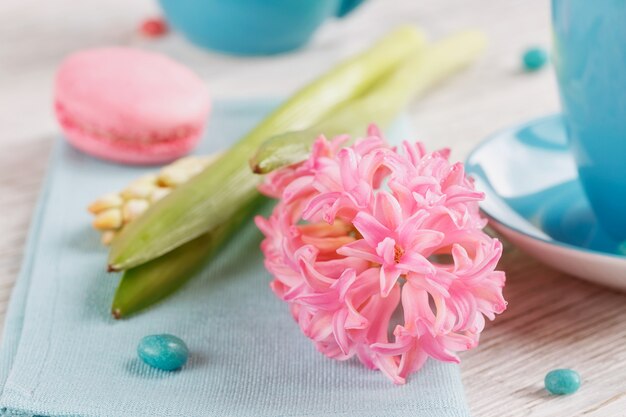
left=523, top=47, right=548, bottom=71
left=137, top=334, right=189, bottom=371
left=544, top=369, right=581, bottom=395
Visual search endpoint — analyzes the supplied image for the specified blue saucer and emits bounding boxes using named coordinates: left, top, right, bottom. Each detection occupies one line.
left=466, top=115, right=626, bottom=290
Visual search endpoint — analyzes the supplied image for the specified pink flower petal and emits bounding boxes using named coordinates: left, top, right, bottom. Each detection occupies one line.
left=336, top=239, right=380, bottom=264
left=398, top=344, right=429, bottom=378
left=373, top=191, right=403, bottom=231
left=352, top=211, right=391, bottom=247
left=379, top=264, right=402, bottom=298
left=332, top=309, right=352, bottom=355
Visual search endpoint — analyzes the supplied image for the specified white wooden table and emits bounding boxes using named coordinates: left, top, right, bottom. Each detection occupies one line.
left=2, top=1, right=626, bottom=416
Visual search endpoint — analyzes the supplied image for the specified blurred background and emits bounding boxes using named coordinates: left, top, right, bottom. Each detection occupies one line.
left=0, top=0, right=557, bottom=160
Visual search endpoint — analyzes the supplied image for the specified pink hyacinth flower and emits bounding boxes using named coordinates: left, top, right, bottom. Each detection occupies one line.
left=255, top=125, right=506, bottom=384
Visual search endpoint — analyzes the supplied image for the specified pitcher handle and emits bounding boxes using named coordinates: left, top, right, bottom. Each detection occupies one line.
left=336, top=0, right=366, bottom=18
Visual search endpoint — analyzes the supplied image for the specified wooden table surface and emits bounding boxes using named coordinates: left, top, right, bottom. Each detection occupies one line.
left=2, top=1, right=625, bottom=416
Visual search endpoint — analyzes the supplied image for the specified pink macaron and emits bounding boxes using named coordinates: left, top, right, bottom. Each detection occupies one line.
left=54, top=47, right=210, bottom=165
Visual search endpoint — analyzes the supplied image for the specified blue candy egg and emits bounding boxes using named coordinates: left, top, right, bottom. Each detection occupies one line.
left=544, top=368, right=581, bottom=395
left=137, top=334, right=189, bottom=371
left=522, top=47, right=548, bottom=71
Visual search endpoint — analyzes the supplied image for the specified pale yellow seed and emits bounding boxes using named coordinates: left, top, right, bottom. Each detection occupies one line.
left=93, top=208, right=123, bottom=230
left=101, top=230, right=116, bottom=246
left=169, top=156, right=196, bottom=167
left=158, top=165, right=189, bottom=187
left=122, top=199, right=150, bottom=224
left=88, top=154, right=221, bottom=245
left=181, top=157, right=206, bottom=171
left=121, top=182, right=156, bottom=200
left=157, top=156, right=211, bottom=187
left=87, top=193, right=123, bottom=214
left=158, top=169, right=190, bottom=187
left=134, top=174, right=159, bottom=185
left=187, top=163, right=207, bottom=176
left=201, top=154, right=220, bottom=166
left=150, top=187, right=171, bottom=203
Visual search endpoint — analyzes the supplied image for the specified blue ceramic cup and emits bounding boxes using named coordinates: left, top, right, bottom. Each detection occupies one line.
left=158, top=0, right=366, bottom=55
left=552, top=0, right=626, bottom=240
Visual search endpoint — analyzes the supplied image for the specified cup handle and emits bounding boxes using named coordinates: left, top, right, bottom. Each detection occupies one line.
left=336, top=0, right=366, bottom=18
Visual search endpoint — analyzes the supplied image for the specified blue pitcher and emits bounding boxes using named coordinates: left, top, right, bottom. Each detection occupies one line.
left=158, top=0, right=366, bottom=55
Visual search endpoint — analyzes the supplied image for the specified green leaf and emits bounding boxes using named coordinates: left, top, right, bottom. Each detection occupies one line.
left=108, top=26, right=426, bottom=271
left=111, top=195, right=268, bottom=319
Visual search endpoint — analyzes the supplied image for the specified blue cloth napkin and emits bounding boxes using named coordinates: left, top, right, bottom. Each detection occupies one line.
left=0, top=100, right=471, bottom=417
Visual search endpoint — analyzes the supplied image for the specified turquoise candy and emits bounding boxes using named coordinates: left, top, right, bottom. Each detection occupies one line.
left=523, top=47, right=548, bottom=71
left=544, top=369, right=581, bottom=395
left=137, top=334, right=189, bottom=371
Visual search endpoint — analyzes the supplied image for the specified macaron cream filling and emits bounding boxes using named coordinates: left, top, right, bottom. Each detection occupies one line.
left=55, top=101, right=202, bottom=147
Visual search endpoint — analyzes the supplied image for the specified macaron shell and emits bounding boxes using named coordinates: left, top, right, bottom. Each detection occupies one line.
left=56, top=102, right=203, bottom=165
left=54, top=47, right=210, bottom=164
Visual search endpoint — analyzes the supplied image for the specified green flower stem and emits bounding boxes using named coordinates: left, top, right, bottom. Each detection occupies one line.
left=250, top=30, right=486, bottom=174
